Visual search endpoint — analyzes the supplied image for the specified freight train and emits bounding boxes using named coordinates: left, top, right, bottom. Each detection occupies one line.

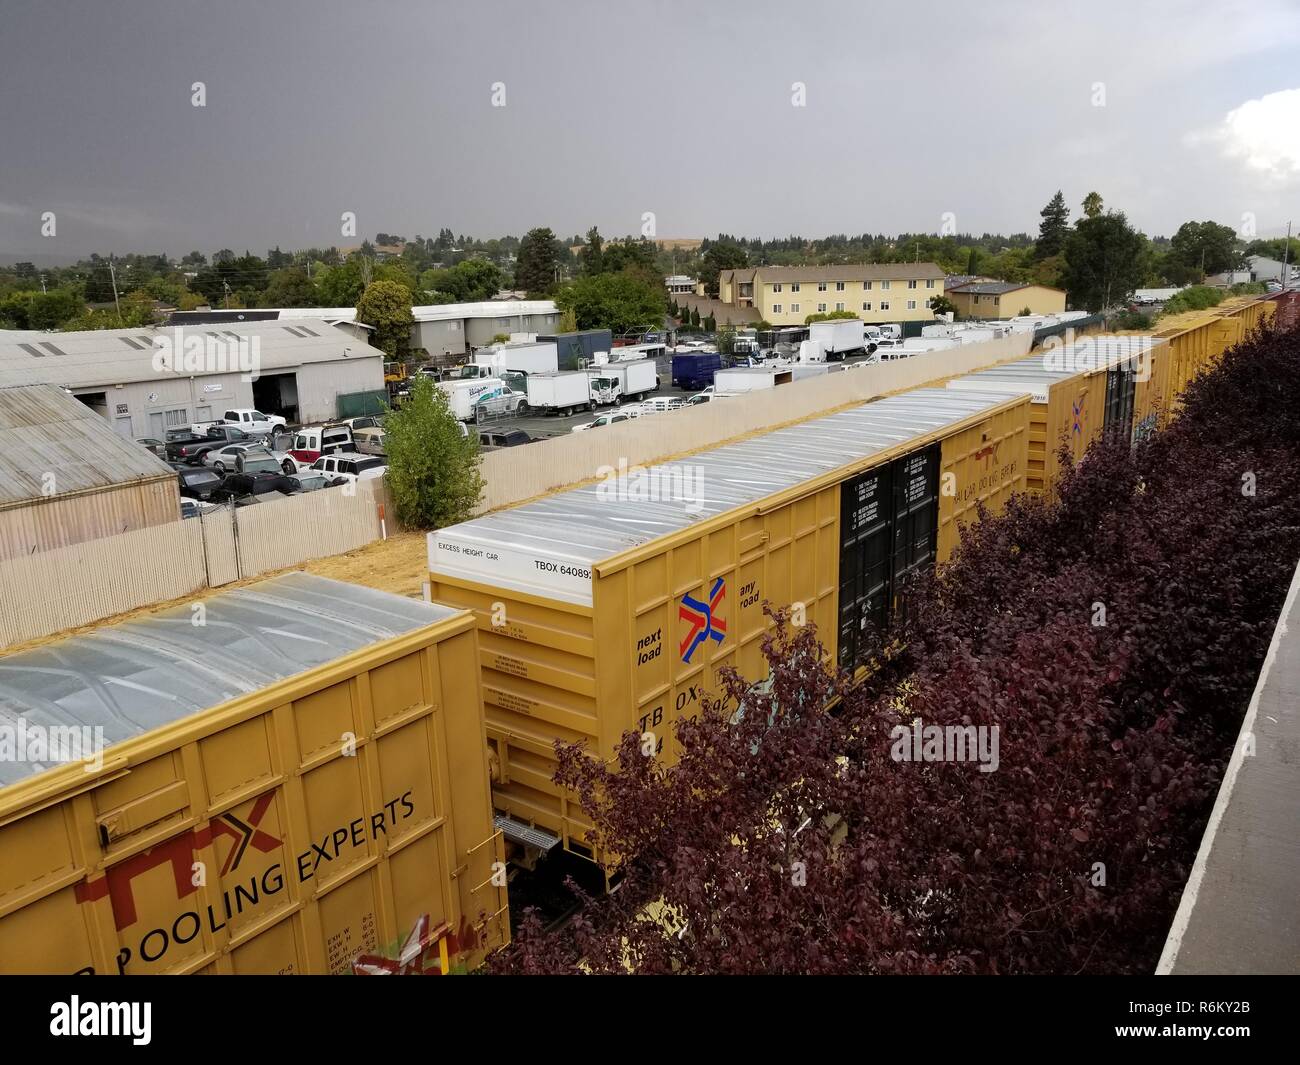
left=0, top=295, right=1276, bottom=974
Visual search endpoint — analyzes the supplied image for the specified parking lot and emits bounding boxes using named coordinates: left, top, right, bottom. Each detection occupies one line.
left=471, top=350, right=884, bottom=442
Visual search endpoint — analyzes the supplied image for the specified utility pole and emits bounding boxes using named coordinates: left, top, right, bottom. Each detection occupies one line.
left=222, top=280, right=231, bottom=308
left=108, top=256, right=122, bottom=317
left=39, top=274, right=47, bottom=294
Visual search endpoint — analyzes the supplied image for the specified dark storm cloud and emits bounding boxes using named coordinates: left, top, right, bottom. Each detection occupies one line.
left=1, top=0, right=1298, bottom=259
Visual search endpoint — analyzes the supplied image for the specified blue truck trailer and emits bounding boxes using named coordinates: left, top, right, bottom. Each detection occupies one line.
left=671, top=351, right=722, bottom=390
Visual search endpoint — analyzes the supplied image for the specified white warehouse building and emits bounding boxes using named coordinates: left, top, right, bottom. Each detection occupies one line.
left=0, top=318, right=385, bottom=437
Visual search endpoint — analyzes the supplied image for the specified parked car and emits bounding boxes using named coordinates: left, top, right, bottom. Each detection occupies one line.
left=288, top=473, right=334, bottom=493
left=344, top=415, right=385, bottom=431
left=571, top=411, right=637, bottom=433
left=213, top=454, right=299, bottom=500
left=289, top=424, right=356, bottom=466
left=203, top=441, right=299, bottom=475
left=478, top=429, right=532, bottom=449
left=192, top=408, right=287, bottom=436
left=172, top=424, right=259, bottom=464
left=135, top=437, right=167, bottom=459
left=635, top=396, right=685, bottom=415
left=354, top=426, right=387, bottom=456
left=180, top=498, right=219, bottom=519
left=177, top=466, right=224, bottom=501
left=309, top=454, right=388, bottom=486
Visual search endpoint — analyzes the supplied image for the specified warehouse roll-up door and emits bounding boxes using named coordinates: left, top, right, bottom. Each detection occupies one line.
left=837, top=443, right=940, bottom=673
left=1104, top=359, right=1137, bottom=443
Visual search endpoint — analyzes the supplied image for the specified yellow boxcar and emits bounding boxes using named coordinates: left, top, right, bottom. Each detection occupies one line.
left=0, top=572, right=507, bottom=975
left=947, top=336, right=1165, bottom=493
left=428, top=388, right=1029, bottom=860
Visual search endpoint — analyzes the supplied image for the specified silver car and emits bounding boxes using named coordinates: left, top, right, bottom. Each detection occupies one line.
left=203, top=442, right=298, bottom=475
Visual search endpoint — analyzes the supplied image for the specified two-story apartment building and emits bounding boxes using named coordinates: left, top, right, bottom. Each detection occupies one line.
left=716, top=263, right=947, bottom=326
left=944, top=281, right=1066, bottom=320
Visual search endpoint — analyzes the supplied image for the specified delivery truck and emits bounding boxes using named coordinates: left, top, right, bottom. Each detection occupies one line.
left=474, top=341, right=560, bottom=376
left=672, top=351, right=723, bottom=390
left=521, top=371, right=595, bottom=415
left=594, top=358, right=658, bottom=401
left=714, top=366, right=794, bottom=395
left=439, top=378, right=526, bottom=421
left=0, top=572, right=508, bottom=975
left=809, top=318, right=866, bottom=361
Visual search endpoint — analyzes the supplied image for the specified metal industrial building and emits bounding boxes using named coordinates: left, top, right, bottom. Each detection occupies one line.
left=168, top=300, right=560, bottom=357
left=0, top=318, right=385, bottom=436
left=0, top=384, right=180, bottom=562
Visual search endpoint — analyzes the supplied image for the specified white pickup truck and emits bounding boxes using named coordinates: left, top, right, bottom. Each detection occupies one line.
left=192, top=408, right=287, bottom=437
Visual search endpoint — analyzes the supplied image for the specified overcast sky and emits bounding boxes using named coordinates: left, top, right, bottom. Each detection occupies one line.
left=2, top=0, right=1298, bottom=260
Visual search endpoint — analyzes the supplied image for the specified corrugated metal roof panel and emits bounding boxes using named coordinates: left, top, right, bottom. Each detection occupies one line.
left=0, top=318, right=385, bottom=390
left=0, top=572, right=460, bottom=787
left=0, top=384, right=174, bottom=507
left=429, top=387, right=1018, bottom=604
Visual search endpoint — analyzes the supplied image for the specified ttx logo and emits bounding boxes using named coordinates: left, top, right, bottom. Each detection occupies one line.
left=75, top=793, right=282, bottom=931
left=679, top=578, right=727, bottom=663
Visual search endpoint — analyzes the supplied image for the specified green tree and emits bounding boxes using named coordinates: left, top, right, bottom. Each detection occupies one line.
left=581, top=226, right=605, bottom=276
left=559, top=306, right=578, bottom=332
left=805, top=309, right=860, bottom=324
left=419, top=259, right=502, bottom=303
left=554, top=272, right=666, bottom=334
left=1082, top=191, right=1104, bottom=219
left=1035, top=191, right=1070, bottom=259
left=27, top=288, right=85, bottom=329
left=356, top=279, right=414, bottom=357
left=1166, top=221, right=1244, bottom=283
left=602, top=238, right=658, bottom=275
left=690, top=306, right=701, bottom=328
left=965, top=247, right=979, bottom=275
left=260, top=267, right=318, bottom=307
left=515, top=227, right=560, bottom=294
left=1061, top=210, right=1149, bottom=312
left=383, top=377, right=484, bottom=529
left=699, top=240, right=748, bottom=297
left=928, top=295, right=956, bottom=316
left=717, top=323, right=737, bottom=355
left=314, top=260, right=366, bottom=306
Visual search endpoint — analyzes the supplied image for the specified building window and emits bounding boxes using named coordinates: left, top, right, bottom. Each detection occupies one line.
left=791, top=282, right=800, bottom=292
left=864, top=281, right=872, bottom=290
left=164, top=408, right=188, bottom=427
left=862, top=302, right=872, bottom=311
left=880, top=301, right=890, bottom=311
left=835, top=302, right=845, bottom=311
left=817, top=282, right=827, bottom=292
left=773, top=283, right=782, bottom=292
left=907, top=300, right=917, bottom=310
left=835, top=281, right=845, bottom=291
left=908, top=279, right=918, bottom=290
left=817, top=302, right=827, bottom=313
left=791, top=303, right=800, bottom=313
left=772, top=304, right=782, bottom=314
left=881, top=280, right=891, bottom=290
left=926, top=279, right=935, bottom=289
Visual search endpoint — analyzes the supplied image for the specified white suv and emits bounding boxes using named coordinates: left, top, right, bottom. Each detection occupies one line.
left=310, top=454, right=388, bottom=485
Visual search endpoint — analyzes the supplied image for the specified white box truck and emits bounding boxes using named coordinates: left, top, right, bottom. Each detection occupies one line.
left=714, top=366, right=794, bottom=396
left=474, top=340, right=559, bottom=376
left=809, top=319, right=865, bottom=361
left=521, top=371, right=594, bottom=415
left=607, top=358, right=659, bottom=400
left=438, top=378, right=526, bottom=422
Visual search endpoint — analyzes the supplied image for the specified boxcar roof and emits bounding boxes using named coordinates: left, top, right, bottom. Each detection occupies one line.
left=0, top=572, right=459, bottom=787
